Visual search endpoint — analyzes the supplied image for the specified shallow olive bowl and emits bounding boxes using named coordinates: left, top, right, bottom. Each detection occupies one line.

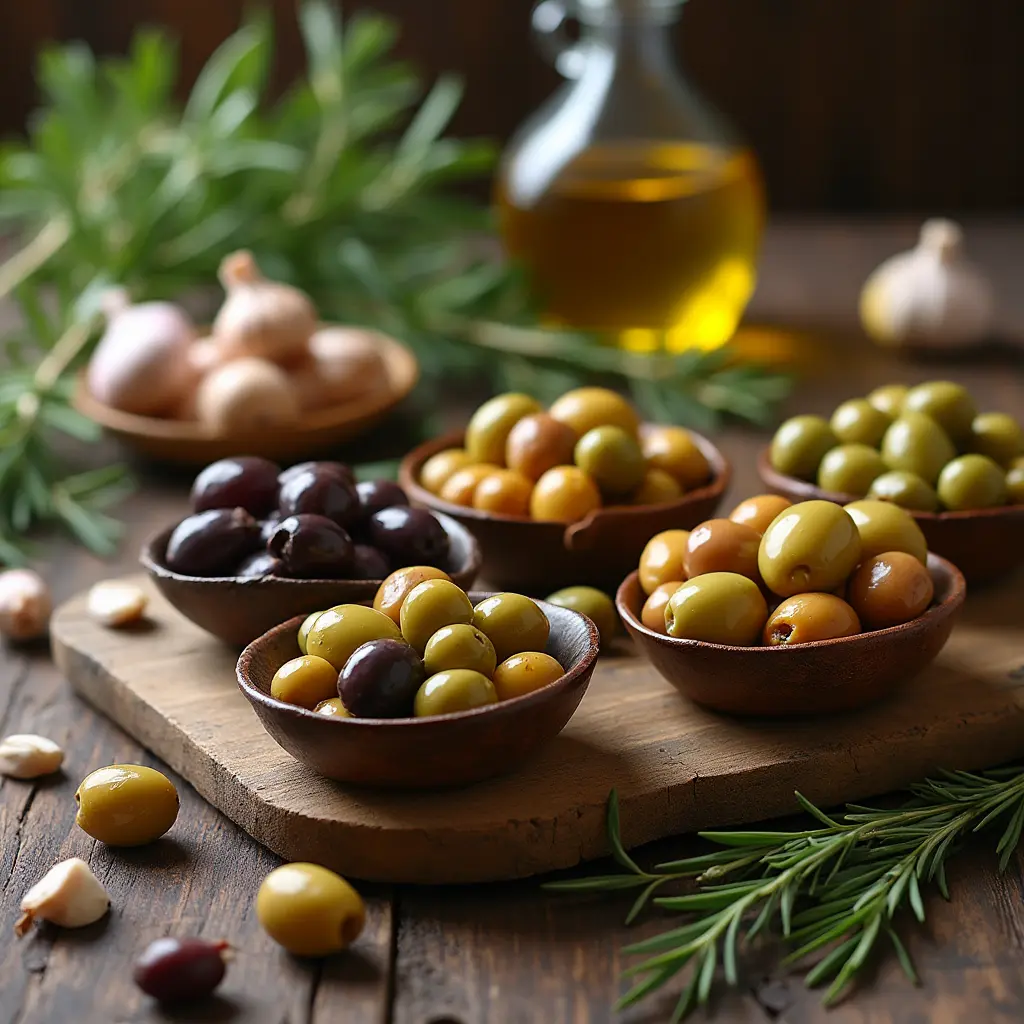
left=140, top=511, right=481, bottom=649
left=758, top=447, right=1024, bottom=584
left=236, top=595, right=600, bottom=788
left=399, top=428, right=730, bottom=593
left=616, top=554, right=965, bottom=717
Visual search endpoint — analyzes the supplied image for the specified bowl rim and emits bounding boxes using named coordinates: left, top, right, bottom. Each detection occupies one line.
left=73, top=325, right=419, bottom=441
left=140, top=509, right=482, bottom=587
left=757, top=446, right=1024, bottom=523
left=615, top=553, right=966, bottom=654
left=399, top=426, right=731, bottom=530
left=235, top=594, right=601, bottom=728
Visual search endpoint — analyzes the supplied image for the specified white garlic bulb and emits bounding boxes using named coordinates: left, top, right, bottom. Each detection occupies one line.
left=0, top=569, right=52, bottom=641
left=860, top=219, right=995, bottom=349
left=196, top=357, right=301, bottom=432
left=213, top=251, right=317, bottom=364
left=15, top=858, right=111, bottom=936
left=87, top=581, right=148, bottom=627
left=290, top=327, right=392, bottom=410
left=0, top=734, right=64, bottom=779
left=86, top=289, right=197, bottom=415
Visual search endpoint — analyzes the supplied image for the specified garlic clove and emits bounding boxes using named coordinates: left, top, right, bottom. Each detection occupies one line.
left=16, top=858, right=111, bottom=936
left=859, top=218, right=995, bottom=350
left=87, top=581, right=149, bottom=627
left=0, top=569, right=52, bottom=642
left=212, top=250, right=317, bottom=366
left=196, top=357, right=301, bottom=433
left=0, top=734, right=64, bottom=779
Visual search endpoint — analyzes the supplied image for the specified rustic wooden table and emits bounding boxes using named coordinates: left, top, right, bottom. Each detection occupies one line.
left=2, top=220, right=1023, bottom=1024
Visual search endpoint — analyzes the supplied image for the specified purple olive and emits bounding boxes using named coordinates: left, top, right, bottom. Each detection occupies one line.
left=260, top=518, right=281, bottom=545
left=190, top=457, right=280, bottom=516
left=339, top=638, right=425, bottom=718
left=235, top=551, right=282, bottom=578
left=133, top=936, right=229, bottom=1003
left=278, top=460, right=355, bottom=487
left=350, top=544, right=391, bottom=580
left=278, top=466, right=359, bottom=529
left=355, top=480, right=409, bottom=523
left=165, top=508, right=261, bottom=577
left=267, top=514, right=355, bottom=578
left=367, top=506, right=449, bottom=568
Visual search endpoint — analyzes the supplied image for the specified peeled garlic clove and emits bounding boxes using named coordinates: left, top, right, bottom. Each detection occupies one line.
left=213, top=251, right=317, bottom=365
left=16, top=858, right=111, bottom=936
left=860, top=219, right=995, bottom=349
left=87, top=289, right=197, bottom=415
left=87, top=581, right=148, bottom=627
left=0, top=569, right=52, bottom=641
left=0, top=734, right=64, bottom=779
left=306, top=327, right=392, bottom=405
left=196, top=357, right=300, bottom=432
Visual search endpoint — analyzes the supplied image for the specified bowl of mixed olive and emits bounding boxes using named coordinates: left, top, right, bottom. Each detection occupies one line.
left=236, top=574, right=600, bottom=787
left=616, top=495, right=966, bottom=716
left=399, top=387, right=730, bottom=592
left=759, top=380, right=1024, bottom=582
left=141, top=455, right=481, bottom=647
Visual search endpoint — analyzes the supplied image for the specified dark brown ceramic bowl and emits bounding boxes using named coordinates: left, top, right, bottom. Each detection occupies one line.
left=141, top=511, right=481, bottom=648
left=616, top=554, right=966, bottom=717
left=236, top=595, right=600, bottom=788
left=757, top=447, right=1024, bottom=584
left=399, top=429, right=730, bottom=593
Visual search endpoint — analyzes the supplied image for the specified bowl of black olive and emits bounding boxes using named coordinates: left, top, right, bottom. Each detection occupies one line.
left=141, top=456, right=482, bottom=647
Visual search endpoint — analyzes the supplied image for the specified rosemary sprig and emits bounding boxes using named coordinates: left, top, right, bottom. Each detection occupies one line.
left=547, top=768, right=1024, bottom=1021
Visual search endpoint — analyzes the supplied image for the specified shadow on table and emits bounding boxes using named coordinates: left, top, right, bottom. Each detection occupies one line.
left=157, top=995, right=240, bottom=1023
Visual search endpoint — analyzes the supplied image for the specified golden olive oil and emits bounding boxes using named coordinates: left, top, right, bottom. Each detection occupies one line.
left=497, top=142, right=764, bottom=352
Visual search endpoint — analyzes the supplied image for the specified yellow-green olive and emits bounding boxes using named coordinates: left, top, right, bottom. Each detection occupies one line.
left=271, top=655, right=339, bottom=710
left=492, top=652, right=564, bottom=701
left=472, top=593, right=550, bottom=662
left=297, top=611, right=322, bottom=655
left=902, top=380, right=977, bottom=443
left=880, top=412, right=955, bottom=485
left=465, top=393, right=542, bottom=465
left=664, top=573, right=768, bottom=645
left=306, top=604, right=401, bottom=671
left=830, top=398, right=892, bottom=447
left=413, top=670, right=497, bottom=717
left=544, top=586, right=618, bottom=646
left=423, top=623, right=497, bottom=677
left=866, top=384, right=908, bottom=418
left=936, top=454, right=1008, bottom=511
left=400, top=579, right=474, bottom=652
left=843, top=499, right=928, bottom=564
left=75, top=764, right=179, bottom=846
left=314, top=697, right=351, bottom=718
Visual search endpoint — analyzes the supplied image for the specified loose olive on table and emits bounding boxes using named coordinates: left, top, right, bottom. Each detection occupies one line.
left=134, top=937, right=230, bottom=1004
left=75, top=764, right=179, bottom=846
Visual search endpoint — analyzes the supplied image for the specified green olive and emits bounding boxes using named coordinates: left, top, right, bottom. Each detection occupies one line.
left=1006, top=466, right=1024, bottom=504
left=256, top=863, right=365, bottom=957
left=400, top=579, right=474, bottom=652
left=866, top=470, right=940, bottom=512
left=880, top=412, right=955, bottom=485
left=472, top=593, right=550, bottom=662
left=758, top=500, right=862, bottom=596
left=423, top=623, right=497, bottom=677
left=271, top=655, right=339, bottom=710
left=544, top=586, right=618, bottom=646
left=843, top=499, right=928, bottom=563
left=413, top=670, right=498, bottom=717
left=866, top=384, right=908, bottom=418
left=574, top=425, right=645, bottom=497
left=816, top=444, right=886, bottom=496
left=75, top=764, right=179, bottom=846
left=465, top=393, right=542, bottom=465
left=492, top=652, right=564, bottom=700
left=314, top=697, right=351, bottom=718
left=306, top=604, right=401, bottom=671
left=936, top=454, right=1008, bottom=511
left=902, top=381, right=977, bottom=442
left=769, top=415, right=838, bottom=480
left=829, top=399, right=892, bottom=447
left=968, top=412, right=1024, bottom=466
left=664, top=573, right=768, bottom=645
left=297, top=611, right=323, bottom=655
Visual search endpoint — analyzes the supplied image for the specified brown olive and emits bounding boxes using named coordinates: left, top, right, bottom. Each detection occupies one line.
left=683, top=518, right=762, bottom=583
left=640, top=581, right=683, bottom=633
left=505, top=413, right=577, bottom=481
left=640, top=426, right=710, bottom=489
left=846, top=551, right=934, bottom=630
left=763, top=593, right=861, bottom=646
left=373, top=566, right=452, bottom=625
left=728, top=494, right=792, bottom=535
left=638, top=529, right=689, bottom=595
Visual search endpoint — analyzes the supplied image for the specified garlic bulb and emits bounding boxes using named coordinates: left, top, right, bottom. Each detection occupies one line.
left=196, top=357, right=300, bottom=432
left=860, top=219, right=995, bottom=349
left=290, top=327, right=391, bottom=410
left=187, top=336, right=230, bottom=376
left=213, top=251, right=317, bottom=364
left=15, top=858, right=110, bottom=936
left=0, top=569, right=52, bottom=641
left=86, top=289, right=196, bottom=414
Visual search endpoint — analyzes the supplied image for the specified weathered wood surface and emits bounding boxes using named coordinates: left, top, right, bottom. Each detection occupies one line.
left=2, top=220, right=1024, bottom=1022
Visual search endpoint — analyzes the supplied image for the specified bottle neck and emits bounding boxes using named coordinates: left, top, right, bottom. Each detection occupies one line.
left=579, top=6, right=680, bottom=75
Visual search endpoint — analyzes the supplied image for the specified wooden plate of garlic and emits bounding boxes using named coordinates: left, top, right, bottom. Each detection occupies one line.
left=73, top=251, right=419, bottom=465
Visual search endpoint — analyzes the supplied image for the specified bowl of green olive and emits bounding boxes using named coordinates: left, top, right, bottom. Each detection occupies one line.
left=758, top=381, right=1024, bottom=583
left=616, top=495, right=966, bottom=717
left=399, top=387, right=730, bottom=593
left=236, top=575, right=600, bottom=788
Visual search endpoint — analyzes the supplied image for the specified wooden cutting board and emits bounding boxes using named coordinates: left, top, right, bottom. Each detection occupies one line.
left=51, top=573, right=1024, bottom=885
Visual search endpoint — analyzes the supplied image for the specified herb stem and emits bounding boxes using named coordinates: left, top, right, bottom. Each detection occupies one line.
left=0, top=217, right=71, bottom=300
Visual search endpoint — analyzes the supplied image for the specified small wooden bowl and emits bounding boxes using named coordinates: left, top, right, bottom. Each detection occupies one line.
left=73, top=328, right=419, bottom=466
left=399, top=429, right=730, bottom=593
left=140, top=512, right=481, bottom=648
left=616, top=554, right=966, bottom=717
left=757, top=448, right=1024, bottom=584
left=236, top=595, right=600, bottom=788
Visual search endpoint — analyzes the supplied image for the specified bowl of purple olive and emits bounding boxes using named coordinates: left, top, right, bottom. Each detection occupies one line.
left=141, top=456, right=482, bottom=647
